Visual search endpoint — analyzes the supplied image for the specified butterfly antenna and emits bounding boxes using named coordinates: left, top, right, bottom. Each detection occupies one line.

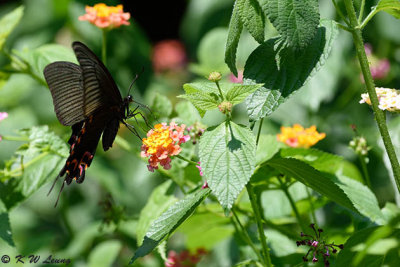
left=54, top=181, right=65, bottom=208
left=47, top=175, right=61, bottom=196
left=127, top=67, right=145, bottom=96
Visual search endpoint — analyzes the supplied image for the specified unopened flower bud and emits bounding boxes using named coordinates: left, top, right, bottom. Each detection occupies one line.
left=208, top=71, right=222, bottom=82
left=218, top=101, right=233, bottom=115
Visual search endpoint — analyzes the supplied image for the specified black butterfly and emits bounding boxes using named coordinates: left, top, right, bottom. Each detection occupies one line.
left=44, top=41, right=142, bottom=206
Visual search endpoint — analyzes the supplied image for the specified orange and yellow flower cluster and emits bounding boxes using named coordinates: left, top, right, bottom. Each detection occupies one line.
left=141, top=122, right=190, bottom=172
left=277, top=124, right=326, bottom=148
left=79, top=3, right=130, bottom=29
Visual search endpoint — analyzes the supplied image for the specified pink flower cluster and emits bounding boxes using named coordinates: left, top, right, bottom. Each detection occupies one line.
left=165, top=248, right=207, bottom=267
left=141, top=122, right=190, bottom=172
left=362, top=43, right=390, bottom=81
left=79, top=3, right=130, bottom=29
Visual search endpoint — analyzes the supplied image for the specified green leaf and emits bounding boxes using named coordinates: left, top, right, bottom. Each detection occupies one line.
left=178, top=211, right=234, bottom=250
left=130, top=188, right=211, bottom=264
left=279, top=148, right=364, bottom=183
left=267, top=157, right=354, bottom=211
left=262, top=0, right=320, bottom=48
left=199, top=121, right=256, bottom=210
left=225, top=84, right=263, bottom=105
left=225, top=0, right=243, bottom=76
left=0, top=126, right=68, bottom=210
left=151, top=93, right=173, bottom=118
left=13, top=44, right=76, bottom=81
left=255, top=134, right=283, bottom=165
left=237, top=0, right=265, bottom=44
left=267, top=157, right=385, bottom=223
left=179, top=82, right=224, bottom=117
left=136, top=181, right=177, bottom=246
left=336, top=227, right=400, bottom=267
left=244, top=20, right=337, bottom=121
left=372, top=0, right=400, bottom=19
left=88, top=240, right=122, bottom=267
left=0, top=212, right=14, bottom=247
left=175, top=101, right=201, bottom=125
left=0, top=6, right=24, bottom=51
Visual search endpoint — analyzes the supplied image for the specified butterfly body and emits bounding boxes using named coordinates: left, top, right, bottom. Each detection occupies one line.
left=44, top=42, right=133, bottom=193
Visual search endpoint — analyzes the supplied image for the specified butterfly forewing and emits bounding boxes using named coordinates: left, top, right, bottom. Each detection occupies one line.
left=43, top=62, right=85, bottom=126
left=72, top=42, right=122, bottom=117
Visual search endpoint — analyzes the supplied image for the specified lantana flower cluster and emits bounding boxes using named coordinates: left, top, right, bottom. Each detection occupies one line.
left=277, top=124, right=326, bottom=148
left=360, top=87, right=400, bottom=112
left=79, top=3, right=130, bottom=29
left=141, top=122, right=190, bottom=172
left=364, top=43, right=390, bottom=80
left=165, top=248, right=207, bottom=267
left=297, top=224, right=344, bottom=267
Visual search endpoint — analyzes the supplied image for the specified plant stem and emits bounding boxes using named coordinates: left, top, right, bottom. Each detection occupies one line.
left=305, top=187, right=317, bottom=224
left=277, top=177, right=306, bottom=231
left=246, top=183, right=273, bottom=267
left=102, top=29, right=107, bottom=65
left=1, top=135, right=30, bottom=142
left=256, top=118, right=263, bottom=145
left=175, top=154, right=199, bottom=165
left=231, top=209, right=264, bottom=263
left=358, top=0, right=366, bottom=24
left=358, top=155, right=372, bottom=188
left=332, top=0, right=351, bottom=26
left=343, top=0, right=400, bottom=194
left=216, top=81, right=224, bottom=100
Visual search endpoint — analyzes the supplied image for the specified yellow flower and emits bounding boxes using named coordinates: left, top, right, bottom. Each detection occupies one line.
left=79, top=3, right=130, bottom=29
left=277, top=124, right=326, bottom=148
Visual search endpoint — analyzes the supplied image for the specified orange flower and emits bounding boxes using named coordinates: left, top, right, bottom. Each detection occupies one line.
left=277, top=124, right=325, bottom=148
left=141, top=122, right=190, bottom=172
left=79, top=3, right=130, bottom=29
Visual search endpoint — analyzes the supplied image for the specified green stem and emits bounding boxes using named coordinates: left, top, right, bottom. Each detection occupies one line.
left=332, top=0, right=351, bottom=26
left=359, top=155, right=372, bottom=188
left=305, top=187, right=317, bottom=224
left=3, top=152, right=49, bottom=177
left=0, top=135, right=30, bottom=142
left=175, top=154, right=199, bottom=165
left=277, top=177, right=306, bottom=231
left=344, top=0, right=400, bottom=194
left=215, top=81, right=224, bottom=100
left=256, top=118, right=263, bottom=145
left=102, top=29, right=108, bottom=65
left=246, top=183, right=273, bottom=267
left=231, top=209, right=264, bottom=264
left=358, top=0, right=366, bottom=24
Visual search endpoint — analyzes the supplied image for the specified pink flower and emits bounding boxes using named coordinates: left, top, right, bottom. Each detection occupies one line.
left=152, top=40, right=187, bottom=73
left=165, top=249, right=207, bottom=267
left=361, top=43, right=390, bottom=81
left=0, top=112, right=8, bottom=122
left=229, top=70, right=243, bottom=83
left=196, top=162, right=203, bottom=176
left=79, top=3, right=130, bottom=29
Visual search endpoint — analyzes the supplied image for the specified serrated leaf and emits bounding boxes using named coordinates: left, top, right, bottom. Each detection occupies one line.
left=279, top=148, right=363, bottom=182
left=372, top=0, right=400, bottom=19
left=225, top=84, right=263, bottom=105
left=237, top=0, right=265, bottom=43
left=0, top=212, right=14, bottom=247
left=151, top=93, right=173, bottom=118
left=255, top=134, right=283, bottom=165
left=130, top=188, right=211, bottom=264
left=0, top=126, right=68, bottom=210
left=88, top=240, right=122, bottom=267
left=244, top=20, right=337, bottom=121
left=267, top=157, right=385, bottom=223
left=136, top=181, right=177, bottom=246
left=262, top=0, right=320, bottom=48
left=175, top=101, right=201, bottom=125
left=336, top=227, right=400, bottom=267
left=225, top=0, right=243, bottom=76
left=179, top=93, right=219, bottom=117
left=199, top=121, right=256, bottom=210
left=0, top=6, right=24, bottom=51
left=267, top=157, right=354, bottom=211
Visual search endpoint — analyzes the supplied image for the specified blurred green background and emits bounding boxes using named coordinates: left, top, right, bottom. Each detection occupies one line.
left=0, top=0, right=400, bottom=266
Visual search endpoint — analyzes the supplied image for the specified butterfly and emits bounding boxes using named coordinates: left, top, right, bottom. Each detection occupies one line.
left=44, top=41, right=143, bottom=206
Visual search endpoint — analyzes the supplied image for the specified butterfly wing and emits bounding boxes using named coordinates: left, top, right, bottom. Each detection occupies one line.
left=43, top=62, right=85, bottom=126
left=72, top=41, right=123, bottom=116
